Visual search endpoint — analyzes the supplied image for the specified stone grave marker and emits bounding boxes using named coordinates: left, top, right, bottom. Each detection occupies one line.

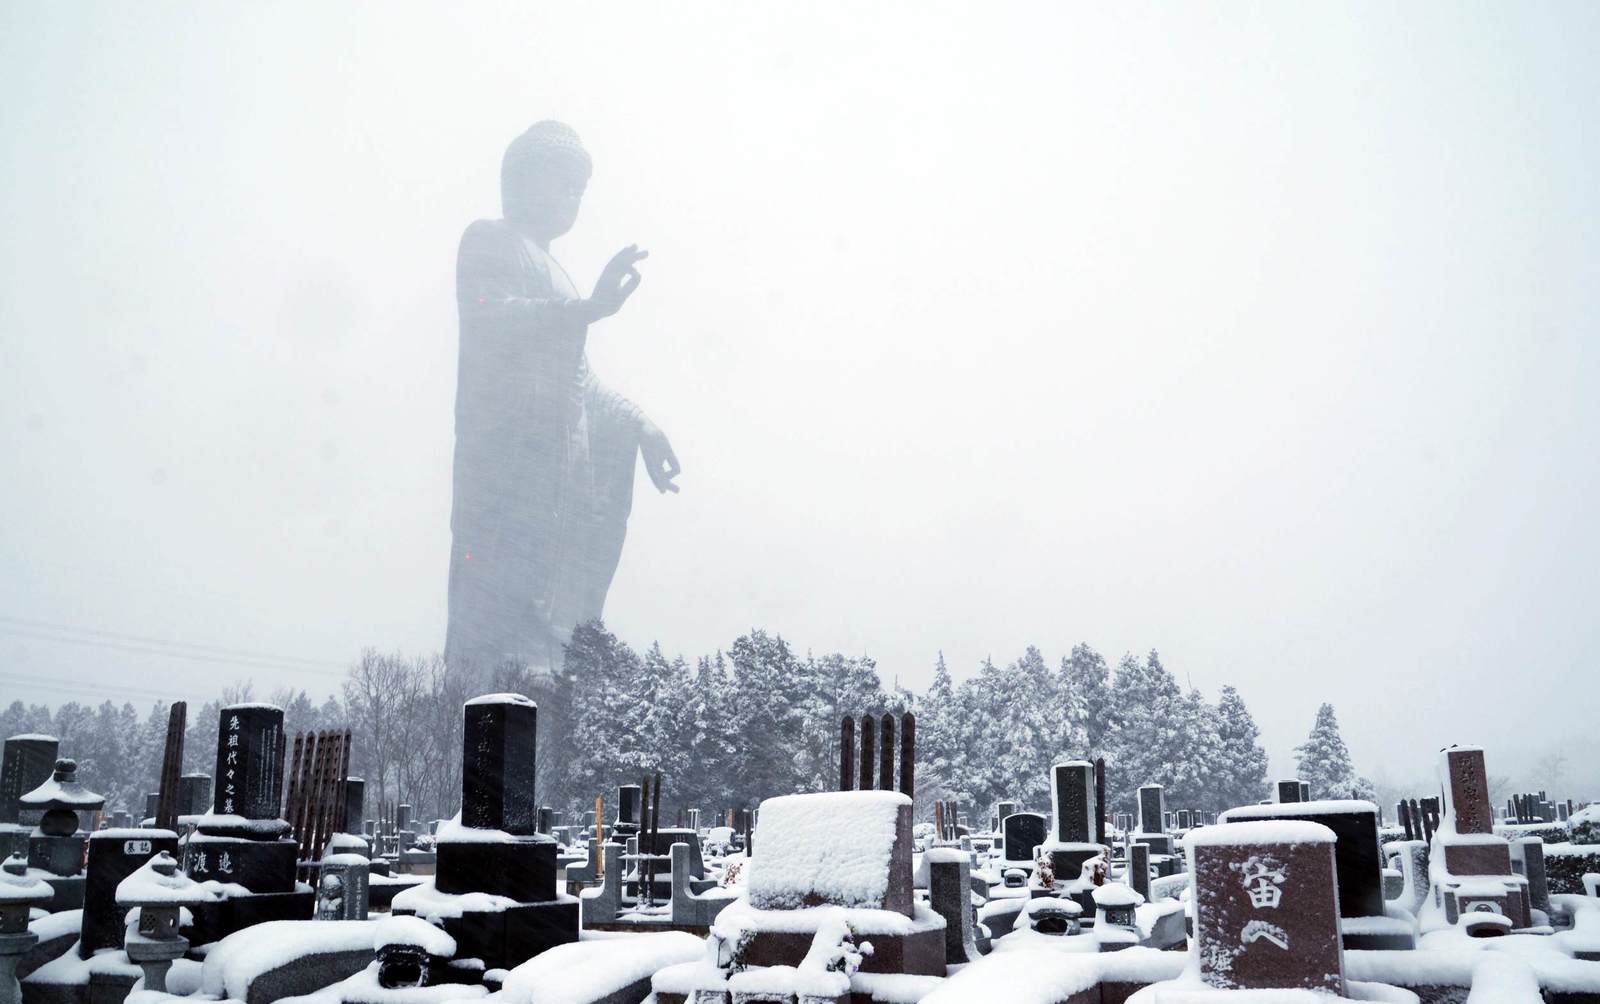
left=1188, top=819, right=1344, bottom=994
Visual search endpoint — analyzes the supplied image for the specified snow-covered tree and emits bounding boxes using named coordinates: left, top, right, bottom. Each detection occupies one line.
left=1211, top=686, right=1269, bottom=810
left=1059, top=643, right=1113, bottom=756
left=1294, top=703, right=1371, bottom=800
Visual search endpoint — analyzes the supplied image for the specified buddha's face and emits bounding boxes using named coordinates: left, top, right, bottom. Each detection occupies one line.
left=507, top=156, right=590, bottom=242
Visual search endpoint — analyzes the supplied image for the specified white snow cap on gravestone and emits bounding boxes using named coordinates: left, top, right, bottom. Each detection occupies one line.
left=746, top=790, right=910, bottom=911
left=464, top=693, right=537, bottom=707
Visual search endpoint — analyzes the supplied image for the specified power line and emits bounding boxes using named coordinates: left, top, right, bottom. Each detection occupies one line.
left=0, top=617, right=348, bottom=677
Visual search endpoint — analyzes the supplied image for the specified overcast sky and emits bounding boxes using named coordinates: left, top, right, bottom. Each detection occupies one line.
left=3, top=2, right=1597, bottom=789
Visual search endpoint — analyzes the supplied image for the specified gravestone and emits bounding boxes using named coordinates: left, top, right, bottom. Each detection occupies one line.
left=614, top=784, right=642, bottom=837
left=1002, top=812, right=1046, bottom=866
left=0, top=735, right=57, bottom=859
left=926, top=849, right=980, bottom=964
left=411, top=693, right=577, bottom=970
left=0, top=736, right=57, bottom=825
left=1133, top=784, right=1172, bottom=855
left=178, top=774, right=212, bottom=818
left=1046, top=761, right=1100, bottom=878
left=344, top=778, right=365, bottom=834
left=79, top=828, right=179, bottom=956
left=1276, top=779, right=1304, bottom=804
left=1221, top=801, right=1384, bottom=919
left=1187, top=820, right=1344, bottom=994
left=1512, top=838, right=1551, bottom=915
left=1433, top=745, right=1530, bottom=929
left=185, top=703, right=309, bottom=944
left=1128, top=841, right=1151, bottom=903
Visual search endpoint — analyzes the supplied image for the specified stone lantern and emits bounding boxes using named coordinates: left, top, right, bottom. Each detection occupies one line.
left=1022, top=895, right=1082, bottom=936
left=0, top=854, right=53, bottom=1004
left=1091, top=881, right=1144, bottom=952
left=19, top=759, right=104, bottom=879
left=116, top=851, right=221, bottom=993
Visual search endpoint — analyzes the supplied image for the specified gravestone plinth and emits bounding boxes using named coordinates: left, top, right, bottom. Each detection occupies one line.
left=1001, top=812, right=1047, bottom=868
left=79, top=828, right=178, bottom=956
left=1187, top=819, right=1345, bottom=995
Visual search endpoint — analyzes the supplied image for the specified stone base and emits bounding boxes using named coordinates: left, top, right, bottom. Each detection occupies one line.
left=41, top=876, right=84, bottom=913
left=187, top=836, right=299, bottom=894
left=436, top=837, right=556, bottom=900
left=1048, top=845, right=1103, bottom=884
left=27, top=837, right=85, bottom=881
left=1131, top=834, right=1172, bottom=856
left=743, top=925, right=944, bottom=977
left=186, top=890, right=315, bottom=946
left=437, top=898, right=579, bottom=972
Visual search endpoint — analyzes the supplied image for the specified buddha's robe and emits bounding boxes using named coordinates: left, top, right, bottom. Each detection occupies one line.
left=445, top=219, right=645, bottom=672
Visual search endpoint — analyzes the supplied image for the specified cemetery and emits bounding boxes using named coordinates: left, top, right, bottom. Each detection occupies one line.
left=0, top=702, right=1592, bottom=1004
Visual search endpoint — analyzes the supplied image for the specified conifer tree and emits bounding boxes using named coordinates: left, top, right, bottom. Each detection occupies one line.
left=1294, top=703, right=1369, bottom=799
left=1059, top=643, right=1113, bottom=756
left=1212, top=685, right=1269, bottom=809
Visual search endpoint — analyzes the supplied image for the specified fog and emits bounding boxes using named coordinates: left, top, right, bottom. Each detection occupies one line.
left=3, top=2, right=1597, bottom=787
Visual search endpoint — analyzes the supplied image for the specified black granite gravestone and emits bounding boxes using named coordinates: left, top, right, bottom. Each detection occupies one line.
left=344, top=778, right=365, bottom=834
left=1277, top=779, right=1304, bottom=804
left=80, top=828, right=179, bottom=956
left=463, top=697, right=538, bottom=834
left=178, top=774, right=212, bottom=817
left=1002, top=812, right=1046, bottom=865
left=1, top=735, right=58, bottom=825
left=1222, top=802, right=1383, bottom=918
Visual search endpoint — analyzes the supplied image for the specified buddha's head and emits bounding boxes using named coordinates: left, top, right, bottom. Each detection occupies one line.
left=501, top=120, right=592, bottom=242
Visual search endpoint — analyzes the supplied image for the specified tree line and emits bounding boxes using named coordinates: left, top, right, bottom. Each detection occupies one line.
left=2, top=624, right=1378, bottom=826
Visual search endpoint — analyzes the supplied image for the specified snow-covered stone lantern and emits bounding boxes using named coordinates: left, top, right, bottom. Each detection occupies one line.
left=116, top=851, right=221, bottom=992
left=1092, top=882, right=1144, bottom=951
left=18, top=759, right=103, bottom=880
left=1022, top=895, right=1082, bottom=936
left=0, top=854, right=53, bottom=1004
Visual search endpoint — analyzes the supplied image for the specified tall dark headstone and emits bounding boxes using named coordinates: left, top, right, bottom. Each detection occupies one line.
left=1128, top=841, right=1151, bottom=902
left=1138, top=785, right=1165, bottom=834
left=839, top=716, right=855, bottom=792
left=178, top=774, right=212, bottom=818
left=462, top=696, right=538, bottom=834
left=1, top=735, right=58, bottom=824
left=899, top=711, right=915, bottom=800
left=1093, top=757, right=1106, bottom=845
left=879, top=714, right=896, bottom=792
left=615, top=784, right=642, bottom=837
left=1276, top=779, right=1303, bottom=804
left=0, top=734, right=58, bottom=859
left=858, top=715, right=876, bottom=792
left=213, top=706, right=285, bottom=819
left=343, top=778, right=366, bottom=834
